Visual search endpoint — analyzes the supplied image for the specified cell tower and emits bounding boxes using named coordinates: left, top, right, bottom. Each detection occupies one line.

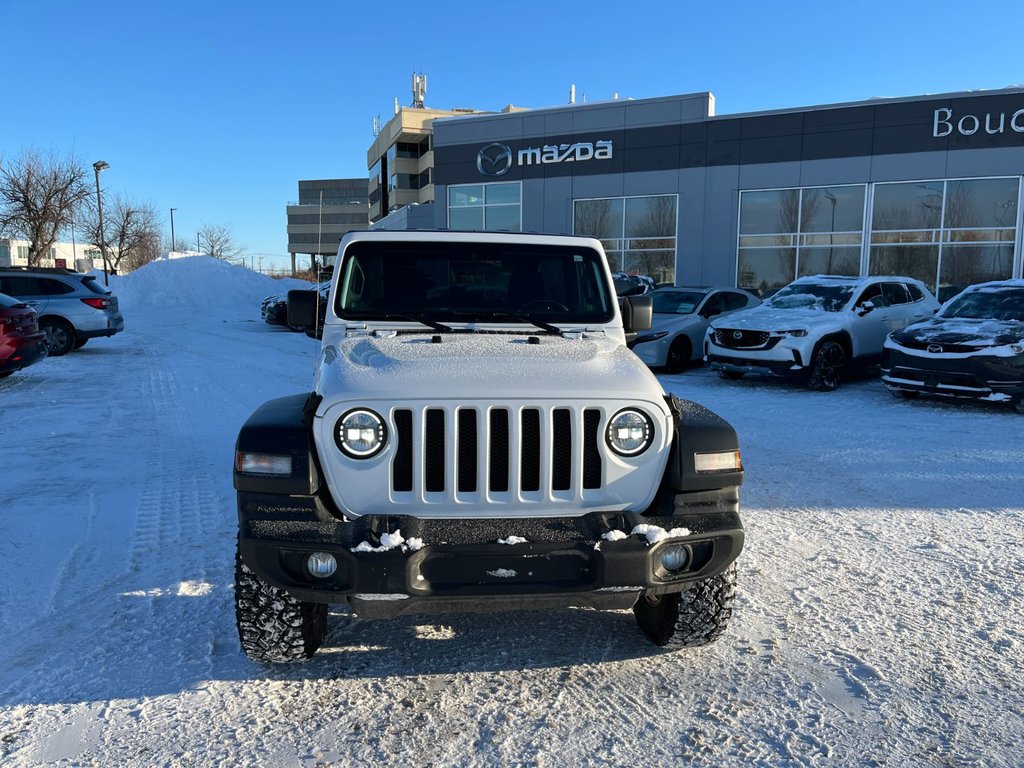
left=412, top=72, right=427, bottom=108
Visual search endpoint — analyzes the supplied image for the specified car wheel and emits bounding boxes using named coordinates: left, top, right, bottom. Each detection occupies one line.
left=665, top=337, right=692, bottom=374
left=633, top=565, right=737, bottom=648
left=40, top=318, right=76, bottom=357
left=891, top=388, right=919, bottom=400
left=1013, top=397, right=1024, bottom=415
left=807, top=341, right=846, bottom=391
left=717, top=370, right=744, bottom=381
left=73, top=337, right=89, bottom=349
left=235, top=545, right=328, bottom=663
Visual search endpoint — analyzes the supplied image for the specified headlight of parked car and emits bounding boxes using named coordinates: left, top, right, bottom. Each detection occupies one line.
left=606, top=408, right=654, bottom=457
left=777, top=329, right=809, bottom=337
left=335, top=409, right=388, bottom=458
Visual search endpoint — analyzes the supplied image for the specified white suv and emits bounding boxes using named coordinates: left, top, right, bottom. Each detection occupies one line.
left=705, top=275, right=939, bottom=390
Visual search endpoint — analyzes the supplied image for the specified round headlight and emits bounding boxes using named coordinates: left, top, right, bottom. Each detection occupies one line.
left=335, top=409, right=388, bottom=458
left=606, top=408, right=654, bottom=457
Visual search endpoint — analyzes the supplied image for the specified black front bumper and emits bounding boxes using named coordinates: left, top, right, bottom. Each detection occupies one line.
left=706, top=352, right=803, bottom=378
left=882, top=347, right=1024, bottom=402
left=238, top=488, right=743, bottom=617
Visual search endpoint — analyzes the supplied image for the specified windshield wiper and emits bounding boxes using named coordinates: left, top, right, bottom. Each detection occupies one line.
left=375, top=313, right=455, bottom=333
left=475, top=312, right=565, bottom=335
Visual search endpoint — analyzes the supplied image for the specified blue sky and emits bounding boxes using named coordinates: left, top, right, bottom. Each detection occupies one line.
left=3, top=0, right=1022, bottom=271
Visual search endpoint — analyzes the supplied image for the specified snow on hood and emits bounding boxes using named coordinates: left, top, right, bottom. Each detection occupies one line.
left=317, top=331, right=665, bottom=403
left=710, top=303, right=844, bottom=332
left=106, top=256, right=311, bottom=310
left=892, top=316, right=1024, bottom=351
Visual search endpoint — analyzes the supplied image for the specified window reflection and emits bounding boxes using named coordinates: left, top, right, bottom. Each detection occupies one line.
left=448, top=182, right=521, bottom=232
left=868, top=178, right=1019, bottom=298
left=574, top=195, right=677, bottom=283
left=738, top=185, right=865, bottom=295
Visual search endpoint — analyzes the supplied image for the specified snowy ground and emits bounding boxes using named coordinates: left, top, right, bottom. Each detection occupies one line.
left=1, top=257, right=1022, bottom=767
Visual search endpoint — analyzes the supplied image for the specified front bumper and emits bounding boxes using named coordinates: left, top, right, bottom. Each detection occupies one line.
left=705, top=335, right=812, bottom=377
left=238, top=488, right=743, bottom=618
left=881, top=347, right=1024, bottom=402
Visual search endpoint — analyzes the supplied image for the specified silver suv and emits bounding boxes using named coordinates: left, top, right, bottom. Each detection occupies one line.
left=705, top=275, right=939, bottom=390
left=0, top=267, right=125, bottom=356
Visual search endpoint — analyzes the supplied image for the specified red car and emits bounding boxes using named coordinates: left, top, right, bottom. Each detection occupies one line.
left=0, top=291, right=47, bottom=378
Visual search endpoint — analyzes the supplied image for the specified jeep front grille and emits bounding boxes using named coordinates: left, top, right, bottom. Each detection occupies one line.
left=391, top=405, right=604, bottom=499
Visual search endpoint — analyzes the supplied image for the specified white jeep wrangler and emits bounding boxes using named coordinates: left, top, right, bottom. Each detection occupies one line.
left=233, top=231, right=744, bottom=662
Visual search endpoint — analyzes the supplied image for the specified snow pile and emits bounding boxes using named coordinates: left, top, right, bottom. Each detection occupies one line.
left=105, top=256, right=311, bottom=310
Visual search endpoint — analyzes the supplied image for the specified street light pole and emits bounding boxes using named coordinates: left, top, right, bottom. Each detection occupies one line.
left=92, top=161, right=110, bottom=286
left=170, top=207, right=177, bottom=253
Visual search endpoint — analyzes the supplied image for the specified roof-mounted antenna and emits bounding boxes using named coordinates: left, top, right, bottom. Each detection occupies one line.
left=412, top=72, right=427, bottom=108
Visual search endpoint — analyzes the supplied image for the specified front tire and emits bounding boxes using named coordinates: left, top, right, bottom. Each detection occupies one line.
left=40, top=318, right=76, bottom=357
left=634, top=565, right=737, bottom=648
left=717, top=370, right=744, bottom=381
left=665, top=336, right=692, bottom=374
left=807, top=340, right=846, bottom=391
left=235, top=546, right=328, bottom=663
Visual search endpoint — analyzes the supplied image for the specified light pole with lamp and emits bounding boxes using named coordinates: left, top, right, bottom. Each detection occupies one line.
left=93, top=161, right=110, bottom=285
left=170, top=207, right=177, bottom=253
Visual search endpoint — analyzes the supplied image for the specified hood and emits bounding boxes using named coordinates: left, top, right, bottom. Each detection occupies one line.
left=890, top=317, right=1024, bottom=350
left=710, top=304, right=844, bottom=332
left=316, top=331, right=666, bottom=405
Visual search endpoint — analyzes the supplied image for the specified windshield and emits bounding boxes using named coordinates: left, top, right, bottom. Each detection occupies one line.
left=335, top=241, right=615, bottom=325
left=942, top=286, right=1024, bottom=321
left=765, top=283, right=854, bottom=312
left=651, top=290, right=705, bottom=315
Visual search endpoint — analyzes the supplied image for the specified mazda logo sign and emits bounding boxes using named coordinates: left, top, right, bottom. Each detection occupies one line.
left=732, top=331, right=743, bottom=340
left=477, top=143, right=513, bottom=177
left=927, top=343, right=943, bottom=354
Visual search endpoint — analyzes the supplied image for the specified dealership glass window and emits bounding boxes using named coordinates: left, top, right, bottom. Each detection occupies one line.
left=869, top=177, right=1019, bottom=301
left=738, top=185, right=866, bottom=296
left=448, top=182, right=521, bottom=232
left=574, top=195, right=677, bottom=283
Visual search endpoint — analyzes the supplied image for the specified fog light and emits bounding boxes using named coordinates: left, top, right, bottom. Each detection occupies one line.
left=659, top=544, right=690, bottom=573
left=307, top=552, right=337, bottom=578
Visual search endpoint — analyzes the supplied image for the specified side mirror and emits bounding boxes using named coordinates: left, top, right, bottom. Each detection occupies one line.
left=855, top=300, right=875, bottom=317
left=620, top=295, right=653, bottom=347
left=288, top=289, right=319, bottom=330
left=700, top=307, right=722, bottom=319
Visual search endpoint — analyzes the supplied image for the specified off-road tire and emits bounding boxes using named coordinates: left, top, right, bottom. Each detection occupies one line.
left=235, top=546, right=328, bottom=663
left=665, top=337, right=692, bottom=374
left=633, top=564, right=737, bottom=648
left=717, top=370, right=744, bottom=381
left=40, top=318, right=76, bottom=357
left=807, top=340, right=846, bottom=391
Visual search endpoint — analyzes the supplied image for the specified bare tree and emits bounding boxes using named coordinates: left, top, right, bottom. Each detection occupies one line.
left=79, top=195, right=162, bottom=273
left=198, top=223, right=243, bottom=261
left=121, top=229, right=162, bottom=272
left=0, top=149, right=91, bottom=266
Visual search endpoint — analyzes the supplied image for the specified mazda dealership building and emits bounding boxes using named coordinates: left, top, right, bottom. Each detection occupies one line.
left=422, top=87, right=1024, bottom=300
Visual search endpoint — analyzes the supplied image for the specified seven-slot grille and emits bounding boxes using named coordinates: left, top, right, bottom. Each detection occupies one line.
left=714, top=329, right=771, bottom=349
left=391, top=405, right=604, bottom=499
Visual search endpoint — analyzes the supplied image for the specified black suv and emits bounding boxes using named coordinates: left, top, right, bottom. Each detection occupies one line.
left=0, top=267, right=125, bottom=356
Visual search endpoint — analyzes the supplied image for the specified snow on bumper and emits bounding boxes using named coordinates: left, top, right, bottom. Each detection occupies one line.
left=237, top=494, right=743, bottom=618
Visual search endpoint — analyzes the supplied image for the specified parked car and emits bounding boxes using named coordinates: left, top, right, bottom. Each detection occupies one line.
left=612, top=272, right=656, bottom=297
left=705, top=275, right=939, bottom=390
left=263, top=295, right=289, bottom=326
left=882, top=279, right=1024, bottom=412
left=0, top=267, right=125, bottom=356
left=0, top=291, right=47, bottom=377
left=633, top=286, right=760, bottom=373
